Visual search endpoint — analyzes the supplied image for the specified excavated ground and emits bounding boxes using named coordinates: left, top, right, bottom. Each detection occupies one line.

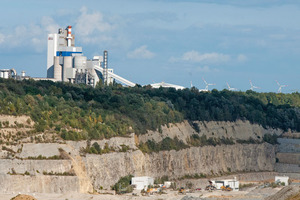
left=0, top=186, right=289, bottom=200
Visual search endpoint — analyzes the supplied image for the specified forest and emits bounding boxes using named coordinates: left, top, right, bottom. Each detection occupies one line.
left=0, top=78, right=299, bottom=140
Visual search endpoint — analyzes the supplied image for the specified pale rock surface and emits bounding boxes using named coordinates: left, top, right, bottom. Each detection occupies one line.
left=138, top=120, right=283, bottom=144
left=85, top=143, right=275, bottom=189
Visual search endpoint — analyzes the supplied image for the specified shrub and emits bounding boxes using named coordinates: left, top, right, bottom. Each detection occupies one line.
left=111, top=175, right=134, bottom=194
left=263, top=133, right=279, bottom=144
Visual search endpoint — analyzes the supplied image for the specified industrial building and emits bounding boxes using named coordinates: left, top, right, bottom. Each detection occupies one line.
left=0, top=69, right=28, bottom=80
left=47, top=25, right=135, bottom=87
left=150, top=81, right=185, bottom=90
left=0, top=25, right=187, bottom=90
left=275, top=176, right=289, bottom=186
left=212, top=177, right=239, bottom=191
left=131, top=176, right=154, bottom=190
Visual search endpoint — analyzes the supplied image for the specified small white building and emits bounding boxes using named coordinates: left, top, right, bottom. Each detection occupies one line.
left=275, top=176, right=289, bottom=186
left=131, top=176, right=154, bottom=190
left=150, top=82, right=185, bottom=90
left=212, top=177, right=239, bottom=191
left=164, top=181, right=172, bottom=188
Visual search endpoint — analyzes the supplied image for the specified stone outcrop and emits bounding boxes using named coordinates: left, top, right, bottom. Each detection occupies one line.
left=0, top=175, right=79, bottom=193
left=138, top=120, right=283, bottom=144
left=85, top=143, right=275, bottom=189
left=0, top=119, right=282, bottom=193
left=275, top=138, right=300, bottom=175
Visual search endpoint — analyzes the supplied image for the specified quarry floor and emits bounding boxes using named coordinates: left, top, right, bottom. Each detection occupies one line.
left=1, top=187, right=283, bottom=200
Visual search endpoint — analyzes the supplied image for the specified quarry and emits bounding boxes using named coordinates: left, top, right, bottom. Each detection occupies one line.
left=0, top=114, right=300, bottom=200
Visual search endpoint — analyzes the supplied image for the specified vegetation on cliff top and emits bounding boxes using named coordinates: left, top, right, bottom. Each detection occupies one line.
left=0, top=78, right=299, bottom=140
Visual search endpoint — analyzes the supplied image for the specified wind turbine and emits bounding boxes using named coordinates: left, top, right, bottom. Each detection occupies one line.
left=249, top=80, right=260, bottom=91
left=200, top=77, right=216, bottom=91
left=226, top=82, right=237, bottom=91
left=276, top=80, right=288, bottom=93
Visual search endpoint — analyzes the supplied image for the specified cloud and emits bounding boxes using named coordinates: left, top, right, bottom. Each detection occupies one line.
left=0, top=16, right=59, bottom=53
left=170, top=51, right=248, bottom=65
left=0, top=33, right=5, bottom=44
left=75, top=7, right=114, bottom=38
left=237, top=54, right=247, bottom=62
left=183, top=51, right=231, bottom=63
left=41, top=16, right=60, bottom=34
left=170, top=50, right=231, bottom=64
left=127, top=45, right=155, bottom=59
left=195, top=66, right=220, bottom=72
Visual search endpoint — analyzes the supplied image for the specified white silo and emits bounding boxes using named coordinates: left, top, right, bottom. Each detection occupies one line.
left=3, top=71, right=9, bottom=79
left=63, top=56, right=73, bottom=82
left=54, top=56, right=62, bottom=81
left=21, top=71, right=26, bottom=77
left=74, top=56, right=87, bottom=70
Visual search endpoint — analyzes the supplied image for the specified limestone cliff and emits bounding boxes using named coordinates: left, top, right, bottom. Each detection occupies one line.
left=0, top=116, right=281, bottom=193
left=138, top=120, right=283, bottom=145
left=85, top=143, right=275, bottom=189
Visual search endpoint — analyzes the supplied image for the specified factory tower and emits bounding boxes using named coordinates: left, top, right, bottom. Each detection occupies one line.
left=46, top=26, right=128, bottom=87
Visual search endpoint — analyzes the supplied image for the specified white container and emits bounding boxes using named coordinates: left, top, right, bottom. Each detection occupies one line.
left=275, top=176, right=289, bottom=186
left=132, top=176, right=154, bottom=190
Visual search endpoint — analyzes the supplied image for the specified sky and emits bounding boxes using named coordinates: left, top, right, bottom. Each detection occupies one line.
left=0, top=0, right=300, bottom=93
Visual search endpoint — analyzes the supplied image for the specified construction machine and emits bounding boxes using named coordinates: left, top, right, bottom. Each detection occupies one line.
left=205, top=181, right=216, bottom=192
left=178, top=187, right=186, bottom=194
left=221, top=185, right=232, bottom=191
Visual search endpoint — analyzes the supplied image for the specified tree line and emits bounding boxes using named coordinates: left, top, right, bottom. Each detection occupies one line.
left=0, top=78, right=299, bottom=140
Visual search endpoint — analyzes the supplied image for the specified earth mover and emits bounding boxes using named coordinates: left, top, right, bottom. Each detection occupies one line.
left=221, top=185, right=233, bottom=191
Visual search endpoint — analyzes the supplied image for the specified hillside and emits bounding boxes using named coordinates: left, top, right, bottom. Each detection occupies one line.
left=0, top=78, right=299, bottom=144
left=0, top=79, right=299, bottom=194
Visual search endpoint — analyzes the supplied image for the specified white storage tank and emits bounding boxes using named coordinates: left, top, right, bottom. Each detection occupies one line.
left=0, top=71, right=3, bottom=78
left=3, top=71, right=9, bottom=79
left=63, top=56, right=73, bottom=82
left=54, top=56, right=62, bottom=81
left=74, top=56, right=87, bottom=69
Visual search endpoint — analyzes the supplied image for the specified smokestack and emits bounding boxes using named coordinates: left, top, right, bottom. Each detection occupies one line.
left=103, top=50, right=108, bottom=85
left=66, top=25, right=72, bottom=47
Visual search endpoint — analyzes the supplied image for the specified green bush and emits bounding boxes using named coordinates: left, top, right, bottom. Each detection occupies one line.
left=263, top=133, right=279, bottom=144
left=111, top=175, right=134, bottom=194
left=139, top=137, right=188, bottom=153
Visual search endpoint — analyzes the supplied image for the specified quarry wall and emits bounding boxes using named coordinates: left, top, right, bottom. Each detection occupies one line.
left=138, top=120, right=283, bottom=145
left=0, top=118, right=284, bottom=193
left=85, top=143, right=275, bottom=189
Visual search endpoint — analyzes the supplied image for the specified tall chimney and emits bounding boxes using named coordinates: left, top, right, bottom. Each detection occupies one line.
left=66, top=26, right=72, bottom=47
left=103, top=50, right=108, bottom=85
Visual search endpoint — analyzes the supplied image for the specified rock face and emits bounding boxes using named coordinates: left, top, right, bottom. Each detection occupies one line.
left=138, top=120, right=283, bottom=144
left=85, top=143, right=275, bottom=189
left=0, top=119, right=280, bottom=193
left=275, top=138, right=300, bottom=175
left=0, top=174, right=79, bottom=193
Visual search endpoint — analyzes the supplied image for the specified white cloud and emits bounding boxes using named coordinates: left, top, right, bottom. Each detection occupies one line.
left=41, top=16, right=60, bottom=34
left=237, top=54, right=247, bottom=62
left=195, top=66, right=220, bottom=73
left=75, top=7, right=114, bottom=38
left=0, top=33, right=5, bottom=44
left=170, top=51, right=248, bottom=64
left=127, top=45, right=155, bottom=59
left=0, top=16, right=59, bottom=53
left=0, top=7, right=121, bottom=52
left=182, top=51, right=231, bottom=63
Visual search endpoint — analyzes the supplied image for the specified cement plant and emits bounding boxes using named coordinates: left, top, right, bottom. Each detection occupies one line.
left=0, top=25, right=294, bottom=93
left=0, top=26, right=299, bottom=200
